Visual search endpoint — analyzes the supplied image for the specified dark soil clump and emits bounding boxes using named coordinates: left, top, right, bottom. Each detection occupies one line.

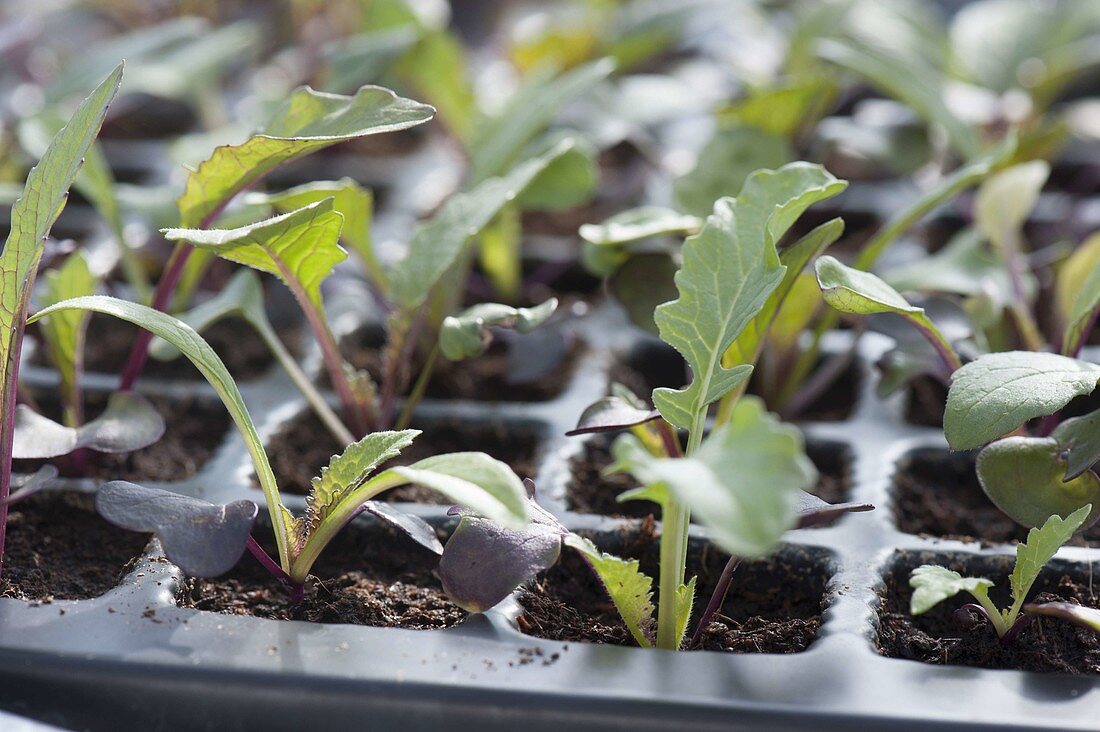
left=0, top=492, right=149, bottom=602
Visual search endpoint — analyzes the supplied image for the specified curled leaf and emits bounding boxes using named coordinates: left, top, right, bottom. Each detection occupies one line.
left=1024, top=602, right=1100, bottom=632
left=361, top=501, right=443, bottom=555
left=566, top=395, right=660, bottom=436
left=12, top=392, right=165, bottom=459
left=96, top=481, right=258, bottom=577
left=794, top=492, right=874, bottom=529
left=440, top=299, right=557, bottom=361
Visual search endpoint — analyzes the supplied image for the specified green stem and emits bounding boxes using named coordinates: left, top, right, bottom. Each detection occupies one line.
left=394, top=342, right=439, bottom=431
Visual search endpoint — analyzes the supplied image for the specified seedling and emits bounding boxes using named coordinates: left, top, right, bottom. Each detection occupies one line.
left=910, top=505, right=1092, bottom=643
left=31, top=295, right=530, bottom=595
left=439, top=163, right=873, bottom=649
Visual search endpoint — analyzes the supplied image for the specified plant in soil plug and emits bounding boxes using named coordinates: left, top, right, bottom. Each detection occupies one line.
left=910, top=505, right=1093, bottom=643
left=439, top=164, right=873, bottom=649
left=28, top=297, right=530, bottom=597
left=0, top=64, right=123, bottom=574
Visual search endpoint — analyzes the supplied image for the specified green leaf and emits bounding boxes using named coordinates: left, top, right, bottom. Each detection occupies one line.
left=469, top=58, right=614, bottom=183
left=440, top=299, right=557, bottom=361
left=514, top=133, right=598, bottom=211
left=1055, top=232, right=1100, bottom=328
left=12, top=391, right=164, bottom=459
left=1063, top=255, right=1100, bottom=357
left=579, top=206, right=703, bottom=247
left=148, top=269, right=263, bottom=361
left=38, top=252, right=97, bottom=424
left=945, top=352, right=1100, bottom=450
left=28, top=295, right=291, bottom=568
left=396, top=28, right=476, bottom=144
left=322, top=25, right=421, bottom=94
left=724, top=218, right=843, bottom=368
left=607, top=254, right=679, bottom=334
left=248, top=178, right=378, bottom=288
left=1053, top=409, right=1100, bottom=480
left=613, top=397, right=815, bottom=557
left=882, top=228, right=1021, bottom=300
left=563, top=533, right=654, bottom=647
left=674, top=576, right=697, bottom=649
left=1024, top=602, right=1100, bottom=632
left=1010, top=504, right=1091, bottom=607
left=178, top=85, right=433, bottom=227
left=164, top=199, right=345, bottom=310
left=388, top=140, right=577, bottom=310
left=296, top=430, right=419, bottom=544
left=975, top=161, right=1050, bottom=254
left=653, top=163, right=847, bottom=429
left=909, top=565, right=993, bottom=615
left=976, top=437, right=1100, bottom=529
left=816, top=255, right=922, bottom=316
left=672, top=127, right=793, bottom=217
left=477, top=205, right=522, bottom=302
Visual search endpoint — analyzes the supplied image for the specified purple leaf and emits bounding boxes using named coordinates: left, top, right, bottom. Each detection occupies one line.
left=361, top=501, right=443, bottom=555
left=795, top=491, right=873, bottom=529
left=1024, top=601, right=1100, bottom=632
left=1, top=465, right=59, bottom=507
left=439, top=497, right=566, bottom=612
left=96, top=481, right=258, bottom=577
left=566, top=396, right=660, bottom=436
left=12, top=391, right=165, bottom=459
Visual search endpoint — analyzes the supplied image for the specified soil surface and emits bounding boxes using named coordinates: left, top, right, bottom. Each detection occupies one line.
left=904, top=376, right=947, bottom=427
left=50, top=316, right=299, bottom=381
left=878, top=552, right=1100, bottom=674
left=567, top=435, right=851, bottom=526
left=179, top=521, right=464, bottom=629
left=13, top=393, right=230, bottom=482
left=0, top=492, right=149, bottom=602
left=263, top=409, right=541, bottom=501
left=519, top=525, right=831, bottom=652
left=333, top=327, right=580, bottom=402
left=892, top=449, right=1100, bottom=545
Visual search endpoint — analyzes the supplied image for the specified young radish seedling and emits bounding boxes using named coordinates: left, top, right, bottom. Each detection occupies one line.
left=440, top=163, right=873, bottom=649
left=28, top=297, right=529, bottom=596
left=0, top=63, right=124, bottom=575
left=910, top=505, right=1093, bottom=643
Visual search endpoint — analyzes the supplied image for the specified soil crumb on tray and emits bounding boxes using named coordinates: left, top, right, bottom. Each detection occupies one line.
left=179, top=523, right=464, bottom=629
left=0, top=492, right=149, bottom=602
left=264, top=410, right=541, bottom=501
left=878, top=552, right=1100, bottom=674
left=518, top=525, right=832, bottom=653
left=567, top=436, right=851, bottom=526
left=13, top=393, right=230, bottom=482
left=892, top=449, right=1100, bottom=545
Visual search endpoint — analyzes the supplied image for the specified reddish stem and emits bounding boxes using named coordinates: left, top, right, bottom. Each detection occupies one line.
left=690, top=557, right=740, bottom=648
left=246, top=535, right=304, bottom=604
left=118, top=243, right=193, bottom=390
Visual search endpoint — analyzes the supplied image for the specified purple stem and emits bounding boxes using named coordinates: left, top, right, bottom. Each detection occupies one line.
left=655, top=420, right=682, bottom=458
left=690, top=557, right=741, bottom=648
left=118, top=243, right=193, bottom=390
left=246, top=535, right=304, bottom=604
left=379, top=305, right=427, bottom=428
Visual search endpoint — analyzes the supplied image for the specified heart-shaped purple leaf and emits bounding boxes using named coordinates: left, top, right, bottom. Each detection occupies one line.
left=96, top=481, right=258, bottom=577
left=12, top=392, right=165, bottom=459
left=439, top=497, right=566, bottom=612
left=795, top=491, right=874, bottom=529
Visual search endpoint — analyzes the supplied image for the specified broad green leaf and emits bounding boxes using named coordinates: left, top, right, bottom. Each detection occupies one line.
left=12, top=391, right=164, bottom=459
left=653, top=164, right=847, bottom=429
left=975, top=161, right=1050, bottom=254
left=882, top=228, right=1023, bottom=301
left=0, top=63, right=122, bottom=480
left=1063, top=255, right=1100, bottom=357
left=295, top=430, right=419, bottom=546
left=1010, top=505, right=1091, bottom=607
left=976, top=437, right=1100, bottom=529
left=469, top=59, right=614, bottom=182
left=1055, top=232, right=1100, bottom=325
left=767, top=273, right=822, bottom=352
left=38, top=252, right=97, bottom=425
left=723, top=218, right=844, bottom=368
left=388, top=140, right=576, bottom=310
left=164, top=199, right=345, bottom=309
left=514, top=134, right=598, bottom=211
left=564, top=533, right=655, bottom=647
left=579, top=206, right=702, bottom=247
left=178, top=85, right=433, bottom=227
left=607, top=254, right=679, bottom=334
left=816, top=255, right=923, bottom=316
left=248, top=179, right=377, bottom=287
left=719, top=78, right=836, bottom=139
left=440, top=299, right=557, bottom=361
left=1053, top=409, right=1100, bottom=480
left=613, top=397, right=815, bottom=557
left=909, top=565, right=994, bottom=615
left=945, top=352, right=1100, bottom=450
left=28, top=295, right=291, bottom=567
left=672, top=127, right=792, bottom=217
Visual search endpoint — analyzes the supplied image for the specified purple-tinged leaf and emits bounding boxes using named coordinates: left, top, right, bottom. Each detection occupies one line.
left=1, top=465, right=58, bottom=508
left=795, top=491, right=874, bottom=529
left=12, top=392, right=165, bottom=459
left=1024, top=601, right=1100, bottom=632
left=439, top=497, right=566, bottom=612
left=1053, top=409, right=1100, bottom=481
left=96, top=481, right=258, bottom=577
left=361, top=500, right=443, bottom=555
left=566, top=396, right=660, bottom=436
